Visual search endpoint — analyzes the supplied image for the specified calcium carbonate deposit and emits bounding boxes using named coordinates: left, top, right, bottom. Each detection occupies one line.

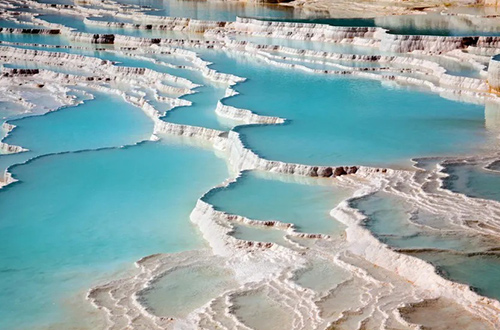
left=1, top=0, right=500, bottom=329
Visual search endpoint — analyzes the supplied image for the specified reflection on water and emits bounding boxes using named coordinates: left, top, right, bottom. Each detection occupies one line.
left=35, top=0, right=500, bottom=36
left=374, top=12, right=500, bottom=36
left=258, top=11, right=500, bottom=36
left=2, top=1, right=500, bottom=329
left=143, top=0, right=301, bottom=21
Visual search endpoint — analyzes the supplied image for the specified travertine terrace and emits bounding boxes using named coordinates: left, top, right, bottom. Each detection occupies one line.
left=1, top=0, right=500, bottom=329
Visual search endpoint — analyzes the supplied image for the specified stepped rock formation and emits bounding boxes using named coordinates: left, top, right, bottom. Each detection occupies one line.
left=0, top=0, right=500, bottom=329
left=489, top=54, right=500, bottom=93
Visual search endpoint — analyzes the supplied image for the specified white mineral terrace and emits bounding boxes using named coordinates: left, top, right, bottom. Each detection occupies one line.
left=1, top=0, right=500, bottom=329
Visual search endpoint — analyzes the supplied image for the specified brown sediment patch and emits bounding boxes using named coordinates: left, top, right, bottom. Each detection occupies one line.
left=279, top=0, right=482, bottom=18
left=488, top=84, right=500, bottom=95
left=400, top=297, right=496, bottom=330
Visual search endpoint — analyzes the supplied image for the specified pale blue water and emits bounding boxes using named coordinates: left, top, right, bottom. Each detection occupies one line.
left=144, top=261, right=237, bottom=318
left=1, top=44, right=232, bottom=130
left=2, top=1, right=500, bottom=328
left=204, top=171, right=350, bottom=235
left=0, top=91, right=153, bottom=176
left=88, top=51, right=231, bottom=129
left=408, top=251, right=500, bottom=301
left=442, top=163, right=500, bottom=202
left=0, top=34, right=230, bottom=328
left=354, top=192, right=500, bottom=301
left=0, top=33, right=71, bottom=46
left=164, top=84, right=232, bottom=130
left=353, top=192, right=486, bottom=251
left=201, top=51, right=490, bottom=167
left=87, top=52, right=233, bottom=130
left=2, top=39, right=236, bottom=131
left=0, top=101, right=26, bottom=120
left=0, top=138, right=228, bottom=329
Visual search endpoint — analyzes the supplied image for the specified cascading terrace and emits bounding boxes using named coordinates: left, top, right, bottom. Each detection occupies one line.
left=1, top=0, right=500, bottom=329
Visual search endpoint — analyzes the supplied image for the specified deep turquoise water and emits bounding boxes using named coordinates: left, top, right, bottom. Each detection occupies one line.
left=90, top=51, right=233, bottom=130
left=0, top=91, right=153, bottom=176
left=201, top=51, right=490, bottom=167
left=204, top=171, right=350, bottom=235
left=1, top=44, right=233, bottom=130
left=0, top=139, right=228, bottom=329
left=164, top=84, right=232, bottom=130
left=1, top=1, right=500, bottom=328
